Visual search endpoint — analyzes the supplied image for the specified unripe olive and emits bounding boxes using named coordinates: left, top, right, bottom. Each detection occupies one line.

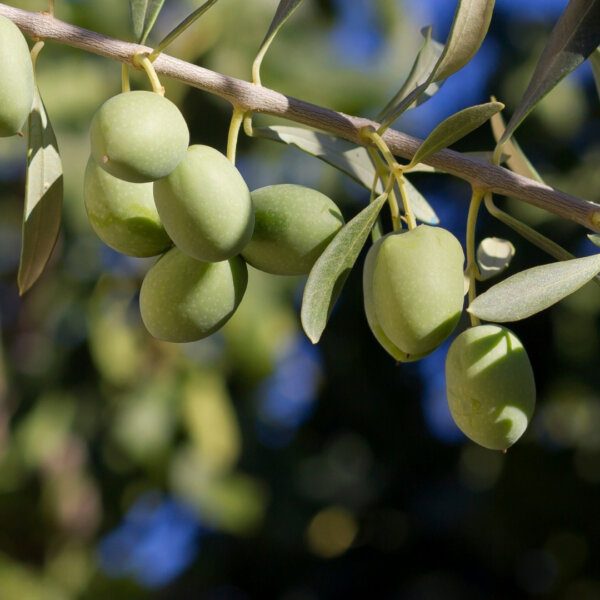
left=362, top=240, right=426, bottom=363
left=445, top=325, right=536, bottom=450
left=241, top=184, right=344, bottom=276
left=363, top=225, right=464, bottom=357
left=90, top=91, right=189, bottom=183
left=84, top=156, right=171, bottom=257
left=153, top=145, right=254, bottom=262
left=139, top=247, right=247, bottom=343
left=0, top=15, right=34, bottom=137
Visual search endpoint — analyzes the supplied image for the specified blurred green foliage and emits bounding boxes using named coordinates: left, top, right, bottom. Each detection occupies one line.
left=0, top=0, right=599, bottom=598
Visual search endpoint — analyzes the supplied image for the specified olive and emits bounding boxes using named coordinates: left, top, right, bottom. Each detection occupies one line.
left=90, top=91, right=189, bottom=183
left=241, top=184, right=344, bottom=275
left=445, top=324, right=536, bottom=450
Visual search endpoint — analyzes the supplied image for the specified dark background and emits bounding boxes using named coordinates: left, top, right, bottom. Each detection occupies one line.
left=0, top=0, right=599, bottom=598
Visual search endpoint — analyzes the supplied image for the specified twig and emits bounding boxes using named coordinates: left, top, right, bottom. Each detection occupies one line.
left=1, top=3, right=599, bottom=232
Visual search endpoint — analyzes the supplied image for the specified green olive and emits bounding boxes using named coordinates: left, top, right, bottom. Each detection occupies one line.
left=0, top=15, right=34, bottom=137
left=445, top=324, right=536, bottom=450
left=139, top=247, right=248, bottom=343
left=90, top=91, right=189, bottom=183
left=84, top=156, right=171, bottom=257
left=153, top=145, right=254, bottom=262
left=363, top=225, right=465, bottom=357
left=241, top=184, right=344, bottom=276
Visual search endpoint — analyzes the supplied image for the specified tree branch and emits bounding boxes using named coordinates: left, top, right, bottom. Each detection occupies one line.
left=2, top=2, right=599, bottom=232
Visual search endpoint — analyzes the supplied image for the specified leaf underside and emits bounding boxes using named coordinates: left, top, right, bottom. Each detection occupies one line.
left=18, top=86, right=63, bottom=295
left=476, top=237, right=516, bottom=281
left=468, top=254, right=600, bottom=322
left=499, top=0, right=600, bottom=145
left=301, top=194, right=388, bottom=343
left=129, top=0, right=166, bottom=43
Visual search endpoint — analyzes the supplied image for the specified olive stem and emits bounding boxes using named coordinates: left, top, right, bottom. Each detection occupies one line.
left=368, top=169, right=384, bottom=243
left=30, top=40, right=44, bottom=67
left=47, top=0, right=54, bottom=15
left=227, top=107, right=245, bottom=165
left=483, top=192, right=600, bottom=288
left=133, top=53, right=165, bottom=95
left=395, top=173, right=417, bottom=231
left=121, top=63, right=130, bottom=92
left=466, top=188, right=484, bottom=327
left=367, top=146, right=401, bottom=230
left=252, top=43, right=271, bottom=87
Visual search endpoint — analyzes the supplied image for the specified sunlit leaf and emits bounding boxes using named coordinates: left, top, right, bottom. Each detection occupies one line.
left=380, top=0, right=495, bottom=124
left=490, top=108, right=543, bottom=182
left=378, top=27, right=444, bottom=122
left=433, top=0, right=496, bottom=82
left=498, top=0, right=600, bottom=146
left=588, top=233, right=600, bottom=248
left=409, top=101, right=504, bottom=167
left=129, top=0, right=165, bottom=43
left=468, top=254, right=600, bottom=322
left=590, top=46, right=600, bottom=100
left=476, top=237, right=515, bottom=280
left=301, top=194, right=388, bottom=343
left=18, top=86, right=62, bottom=295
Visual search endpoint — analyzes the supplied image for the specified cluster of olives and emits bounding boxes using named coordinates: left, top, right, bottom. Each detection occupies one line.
left=363, top=224, right=535, bottom=451
left=84, top=90, right=345, bottom=344
left=0, top=15, right=34, bottom=137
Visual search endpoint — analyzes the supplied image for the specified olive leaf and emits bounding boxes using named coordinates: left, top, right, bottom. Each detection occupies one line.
left=409, top=101, right=504, bottom=167
left=301, top=194, right=388, bottom=344
left=259, top=0, right=305, bottom=53
left=588, top=233, right=600, bottom=248
left=129, top=0, right=165, bottom=43
left=255, top=125, right=384, bottom=192
left=379, top=0, right=495, bottom=125
left=18, top=85, right=63, bottom=295
left=378, top=27, right=445, bottom=122
left=255, top=125, right=438, bottom=224
left=468, top=253, right=600, bottom=322
left=476, top=237, right=515, bottom=280
left=590, top=46, right=600, bottom=100
left=498, top=0, right=600, bottom=146
left=490, top=108, right=543, bottom=182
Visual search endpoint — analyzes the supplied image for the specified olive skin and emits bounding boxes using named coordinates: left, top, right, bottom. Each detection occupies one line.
left=84, top=156, right=171, bottom=257
left=362, top=239, right=427, bottom=363
left=363, top=225, right=465, bottom=357
left=241, top=184, right=344, bottom=276
left=0, top=15, right=34, bottom=137
left=154, top=145, right=254, bottom=262
left=445, top=325, right=536, bottom=450
left=139, top=247, right=248, bottom=343
left=90, top=91, right=189, bottom=183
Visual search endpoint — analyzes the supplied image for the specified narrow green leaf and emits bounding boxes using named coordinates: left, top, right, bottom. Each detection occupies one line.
left=129, top=0, right=166, bottom=43
left=433, top=0, right=496, bottom=82
left=255, top=125, right=438, bottom=224
left=255, top=125, right=383, bottom=192
left=588, top=234, right=600, bottom=249
left=499, top=0, right=600, bottom=146
left=476, top=237, right=515, bottom=280
left=18, top=86, right=63, bottom=295
left=301, top=194, right=388, bottom=343
left=468, top=254, right=600, bottom=322
left=259, top=0, right=304, bottom=54
left=590, top=46, right=600, bottom=100
left=490, top=109, right=543, bottom=182
left=380, top=0, right=495, bottom=125
left=378, top=27, right=444, bottom=122
left=410, top=101, right=504, bottom=167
